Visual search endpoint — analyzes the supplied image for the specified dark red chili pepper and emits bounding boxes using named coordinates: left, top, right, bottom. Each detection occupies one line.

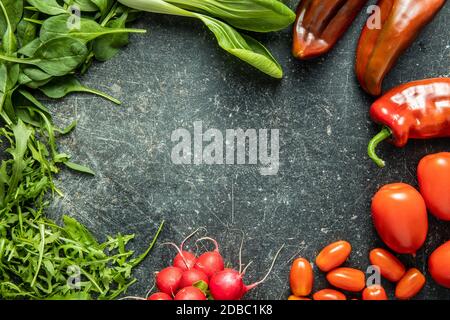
left=356, top=0, right=446, bottom=96
left=367, top=78, right=450, bottom=167
left=292, top=0, right=367, bottom=59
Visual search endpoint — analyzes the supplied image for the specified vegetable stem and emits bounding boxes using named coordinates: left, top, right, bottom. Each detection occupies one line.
left=81, top=87, right=122, bottom=105
left=367, top=127, right=392, bottom=168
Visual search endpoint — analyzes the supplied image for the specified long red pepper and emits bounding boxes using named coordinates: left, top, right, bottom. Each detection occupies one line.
left=292, top=0, right=367, bottom=59
left=356, top=0, right=446, bottom=96
left=368, top=78, right=450, bottom=167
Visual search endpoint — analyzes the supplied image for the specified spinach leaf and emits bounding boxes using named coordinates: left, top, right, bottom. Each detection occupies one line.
left=0, top=37, right=88, bottom=76
left=39, top=75, right=121, bottom=104
left=18, top=37, right=42, bottom=57
left=93, top=9, right=130, bottom=61
left=166, top=0, right=296, bottom=32
left=17, top=12, right=38, bottom=47
left=0, top=0, right=23, bottom=37
left=26, top=0, right=67, bottom=16
left=40, top=14, right=146, bottom=43
left=0, top=0, right=18, bottom=55
left=71, top=0, right=99, bottom=12
left=91, top=0, right=114, bottom=16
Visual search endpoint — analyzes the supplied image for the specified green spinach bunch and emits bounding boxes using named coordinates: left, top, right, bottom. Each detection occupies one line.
left=118, top=0, right=296, bottom=78
left=0, top=0, right=163, bottom=300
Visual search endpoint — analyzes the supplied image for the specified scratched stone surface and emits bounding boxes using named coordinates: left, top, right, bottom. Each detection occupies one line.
left=47, top=0, right=450, bottom=299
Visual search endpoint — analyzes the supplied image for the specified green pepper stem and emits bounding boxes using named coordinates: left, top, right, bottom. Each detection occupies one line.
left=367, top=127, right=392, bottom=168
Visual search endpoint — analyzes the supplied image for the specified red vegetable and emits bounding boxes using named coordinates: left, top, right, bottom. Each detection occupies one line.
left=194, top=237, right=225, bottom=278
left=179, top=269, right=209, bottom=289
left=369, top=248, right=405, bottom=282
left=326, top=267, right=366, bottom=292
left=155, top=266, right=183, bottom=295
left=290, top=258, right=313, bottom=297
left=356, top=0, right=446, bottom=96
left=315, top=240, right=351, bottom=272
left=418, top=152, right=450, bottom=221
left=174, top=286, right=207, bottom=300
left=173, top=251, right=197, bottom=271
left=362, top=285, right=388, bottom=300
left=147, top=292, right=173, bottom=300
left=209, top=246, right=284, bottom=300
left=428, top=241, right=450, bottom=289
left=395, top=268, right=426, bottom=300
left=367, top=78, right=450, bottom=167
left=313, top=289, right=346, bottom=300
left=371, top=183, right=428, bottom=254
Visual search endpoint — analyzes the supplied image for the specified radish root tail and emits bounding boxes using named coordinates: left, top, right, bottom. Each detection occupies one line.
left=196, top=236, right=220, bottom=252
left=246, top=244, right=285, bottom=290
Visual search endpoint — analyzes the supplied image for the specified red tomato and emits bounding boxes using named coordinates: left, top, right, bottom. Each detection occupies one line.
left=315, top=240, right=352, bottom=272
left=326, top=267, right=366, bottom=292
left=428, top=240, right=450, bottom=288
left=395, top=268, right=426, bottom=300
left=313, top=289, right=346, bottom=300
left=288, top=295, right=311, bottom=300
left=369, top=248, right=405, bottom=282
left=418, top=152, right=450, bottom=220
left=371, top=183, right=428, bottom=254
left=362, top=285, right=388, bottom=300
left=290, top=258, right=314, bottom=297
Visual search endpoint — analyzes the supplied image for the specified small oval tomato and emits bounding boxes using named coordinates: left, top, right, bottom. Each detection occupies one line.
left=362, top=285, right=388, bottom=300
left=290, top=258, right=314, bottom=296
left=418, top=152, right=450, bottom=220
left=315, top=240, right=352, bottom=272
left=313, top=289, right=346, bottom=300
left=147, top=292, right=173, bottom=300
left=428, top=240, right=450, bottom=288
left=326, top=267, right=366, bottom=292
left=371, top=183, right=428, bottom=254
left=288, top=295, right=311, bottom=300
left=395, top=268, right=426, bottom=300
left=369, top=248, right=405, bottom=282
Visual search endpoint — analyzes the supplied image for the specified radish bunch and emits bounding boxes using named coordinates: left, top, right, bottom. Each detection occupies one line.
left=148, top=232, right=284, bottom=301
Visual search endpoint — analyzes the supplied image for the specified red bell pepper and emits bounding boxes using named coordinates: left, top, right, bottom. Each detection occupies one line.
left=367, top=78, right=450, bottom=167
left=356, top=0, right=446, bottom=96
left=292, top=0, right=367, bottom=59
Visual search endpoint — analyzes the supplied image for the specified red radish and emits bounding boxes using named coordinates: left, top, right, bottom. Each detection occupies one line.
left=147, top=292, right=173, bottom=300
left=209, top=245, right=284, bottom=300
left=194, top=237, right=225, bottom=277
left=174, top=286, right=207, bottom=300
left=173, top=251, right=197, bottom=271
left=156, top=266, right=183, bottom=295
left=179, top=269, right=209, bottom=289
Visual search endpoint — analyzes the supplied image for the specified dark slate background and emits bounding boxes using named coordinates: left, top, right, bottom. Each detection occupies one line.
left=47, top=0, right=449, bottom=299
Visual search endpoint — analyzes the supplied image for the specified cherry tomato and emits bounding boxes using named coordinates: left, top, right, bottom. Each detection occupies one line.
left=371, top=183, right=428, bottom=254
left=362, top=285, right=388, bottom=300
left=395, top=268, right=425, bottom=300
left=288, top=295, right=311, bottom=300
left=418, top=152, right=450, bottom=220
left=290, top=258, right=313, bottom=296
left=369, top=248, right=405, bottom=282
left=326, top=267, right=366, bottom=292
left=313, top=289, right=346, bottom=300
left=147, top=292, right=173, bottom=300
left=428, top=240, right=450, bottom=288
left=315, top=240, right=351, bottom=272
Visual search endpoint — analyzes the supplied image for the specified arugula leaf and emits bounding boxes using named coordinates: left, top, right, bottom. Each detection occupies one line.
left=40, top=14, right=146, bottom=43
left=64, top=161, right=96, bottom=175
left=26, top=0, right=67, bottom=16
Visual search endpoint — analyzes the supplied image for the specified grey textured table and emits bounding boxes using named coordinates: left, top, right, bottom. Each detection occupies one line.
left=47, top=0, right=450, bottom=299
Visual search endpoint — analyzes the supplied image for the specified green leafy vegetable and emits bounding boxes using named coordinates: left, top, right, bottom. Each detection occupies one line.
left=39, top=76, right=121, bottom=104
left=26, top=0, right=67, bottom=16
left=40, top=14, right=146, bottom=43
